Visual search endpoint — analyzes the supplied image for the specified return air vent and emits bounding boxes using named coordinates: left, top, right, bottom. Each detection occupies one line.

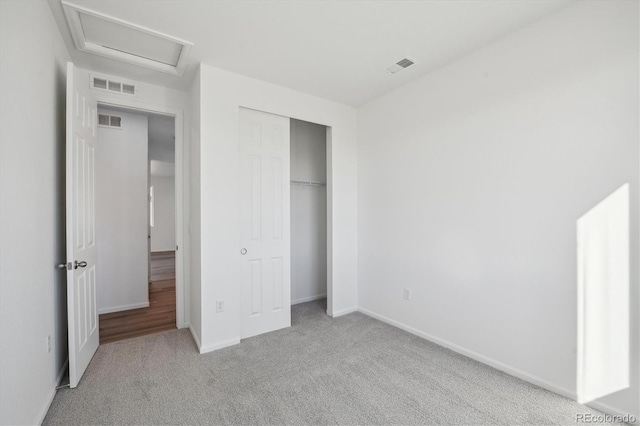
left=98, top=114, right=122, bottom=128
left=385, top=57, right=416, bottom=75
left=91, top=76, right=137, bottom=96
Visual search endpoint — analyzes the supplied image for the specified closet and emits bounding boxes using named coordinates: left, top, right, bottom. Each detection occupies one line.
left=290, top=119, right=327, bottom=306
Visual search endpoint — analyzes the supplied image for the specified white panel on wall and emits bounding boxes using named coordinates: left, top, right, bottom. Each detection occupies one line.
left=577, top=184, right=630, bottom=403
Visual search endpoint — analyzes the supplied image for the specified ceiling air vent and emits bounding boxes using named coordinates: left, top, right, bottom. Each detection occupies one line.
left=91, top=75, right=136, bottom=96
left=385, top=57, right=416, bottom=75
left=98, top=114, right=122, bottom=129
left=61, top=1, right=193, bottom=76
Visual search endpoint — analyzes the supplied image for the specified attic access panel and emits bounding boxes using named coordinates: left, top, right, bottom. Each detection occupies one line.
left=61, top=1, right=193, bottom=76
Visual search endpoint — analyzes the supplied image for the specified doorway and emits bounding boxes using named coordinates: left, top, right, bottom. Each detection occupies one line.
left=94, top=105, right=178, bottom=344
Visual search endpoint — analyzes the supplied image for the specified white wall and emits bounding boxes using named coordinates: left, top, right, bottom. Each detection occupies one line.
left=196, top=64, right=358, bottom=352
left=357, top=0, right=639, bottom=419
left=189, top=67, right=202, bottom=347
left=96, top=108, right=149, bottom=314
left=0, top=1, right=70, bottom=424
left=291, top=119, right=327, bottom=304
left=150, top=175, right=176, bottom=252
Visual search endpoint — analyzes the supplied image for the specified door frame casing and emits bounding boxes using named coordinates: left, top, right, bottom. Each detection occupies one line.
left=95, top=95, right=187, bottom=329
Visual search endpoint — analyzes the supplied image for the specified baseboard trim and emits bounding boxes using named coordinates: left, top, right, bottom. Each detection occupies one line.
left=37, top=386, right=57, bottom=425
left=199, top=337, right=240, bottom=354
left=585, top=400, right=639, bottom=425
left=36, top=358, right=69, bottom=425
left=188, top=324, right=202, bottom=352
left=98, top=302, right=149, bottom=315
left=330, top=306, right=358, bottom=318
left=291, top=294, right=326, bottom=305
left=358, top=307, right=576, bottom=400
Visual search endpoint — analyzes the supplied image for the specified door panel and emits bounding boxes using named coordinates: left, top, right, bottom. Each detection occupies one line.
left=240, top=108, right=291, bottom=339
left=66, top=63, right=99, bottom=388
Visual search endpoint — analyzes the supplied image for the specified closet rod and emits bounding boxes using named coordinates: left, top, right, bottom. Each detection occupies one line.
left=290, top=179, right=326, bottom=187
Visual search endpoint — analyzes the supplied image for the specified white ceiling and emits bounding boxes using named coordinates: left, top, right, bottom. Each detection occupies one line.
left=48, top=0, right=573, bottom=106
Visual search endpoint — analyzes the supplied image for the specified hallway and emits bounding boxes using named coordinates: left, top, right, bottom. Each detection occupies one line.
left=98, top=252, right=176, bottom=344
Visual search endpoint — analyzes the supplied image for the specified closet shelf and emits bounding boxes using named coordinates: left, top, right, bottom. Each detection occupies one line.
left=290, top=179, right=326, bottom=187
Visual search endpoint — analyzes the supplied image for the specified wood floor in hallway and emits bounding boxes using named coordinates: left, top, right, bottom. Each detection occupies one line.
left=99, top=251, right=176, bottom=344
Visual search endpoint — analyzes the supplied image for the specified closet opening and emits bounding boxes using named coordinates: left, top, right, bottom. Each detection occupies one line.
left=290, top=118, right=328, bottom=310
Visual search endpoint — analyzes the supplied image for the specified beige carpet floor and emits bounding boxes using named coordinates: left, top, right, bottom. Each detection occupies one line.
left=44, top=299, right=614, bottom=425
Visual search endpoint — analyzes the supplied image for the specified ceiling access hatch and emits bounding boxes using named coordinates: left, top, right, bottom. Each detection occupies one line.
left=61, top=1, right=193, bottom=76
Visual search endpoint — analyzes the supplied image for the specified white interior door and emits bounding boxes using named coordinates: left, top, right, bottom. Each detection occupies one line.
left=65, top=62, right=99, bottom=388
left=239, top=108, right=291, bottom=339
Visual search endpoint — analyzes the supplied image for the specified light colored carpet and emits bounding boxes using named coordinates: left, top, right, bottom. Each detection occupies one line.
left=44, top=300, right=613, bottom=425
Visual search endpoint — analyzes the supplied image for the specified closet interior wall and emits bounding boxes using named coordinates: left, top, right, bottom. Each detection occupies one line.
left=290, top=119, right=327, bottom=305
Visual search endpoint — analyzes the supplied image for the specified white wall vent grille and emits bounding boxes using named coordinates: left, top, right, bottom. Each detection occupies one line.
left=385, top=57, right=416, bottom=75
left=91, top=75, right=137, bottom=96
left=98, top=114, right=122, bottom=128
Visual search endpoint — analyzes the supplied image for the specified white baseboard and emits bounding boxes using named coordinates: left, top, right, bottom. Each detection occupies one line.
left=585, top=400, right=639, bottom=425
left=358, top=307, right=640, bottom=423
left=36, top=358, right=68, bottom=425
left=291, top=294, right=326, bottom=305
left=98, top=301, right=149, bottom=315
left=330, top=306, right=358, bottom=318
left=188, top=324, right=201, bottom=352
left=358, top=307, right=576, bottom=400
left=199, top=337, right=240, bottom=354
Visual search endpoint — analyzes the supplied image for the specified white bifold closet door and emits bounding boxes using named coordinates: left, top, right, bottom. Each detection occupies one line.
left=239, top=108, right=291, bottom=339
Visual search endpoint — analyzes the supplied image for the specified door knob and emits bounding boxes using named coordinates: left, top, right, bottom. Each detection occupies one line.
left=74, top=260, right=87, bottom=269
left=240, top=248, right=247, bottom=255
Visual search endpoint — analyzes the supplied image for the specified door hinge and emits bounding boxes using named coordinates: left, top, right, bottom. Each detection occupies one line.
left=176, top=245, right=178, bottom=251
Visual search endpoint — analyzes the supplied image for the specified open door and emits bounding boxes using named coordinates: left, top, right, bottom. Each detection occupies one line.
left=239, top=108, right=291, bottom=339
left=65, top=62, right=99, bottom=388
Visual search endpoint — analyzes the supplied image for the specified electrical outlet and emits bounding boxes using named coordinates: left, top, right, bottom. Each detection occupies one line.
left=403, top=288, right=412, bottom=301
left=216, top=300, right=224, bottom=313
left=47, top=335, right=52, bottom=353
